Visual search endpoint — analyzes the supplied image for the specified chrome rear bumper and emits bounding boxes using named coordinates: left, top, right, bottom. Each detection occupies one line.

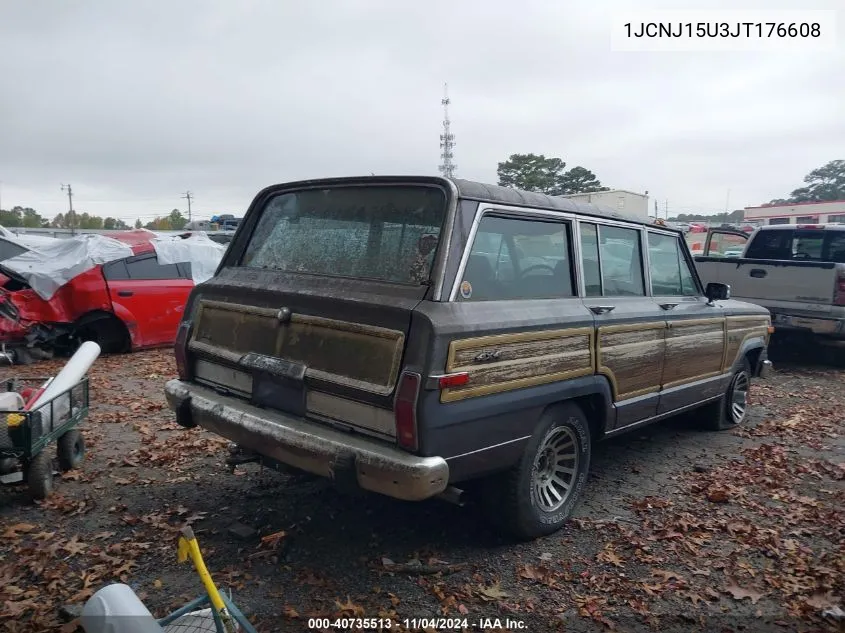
left=164, top=379, right=449, bottom=501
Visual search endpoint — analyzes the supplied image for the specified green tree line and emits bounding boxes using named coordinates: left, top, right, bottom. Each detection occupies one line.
left=0, top=207, right=189, bottom=231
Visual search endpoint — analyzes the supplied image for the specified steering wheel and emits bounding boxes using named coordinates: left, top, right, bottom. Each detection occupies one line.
left=519, top=264, right=556, bottom=277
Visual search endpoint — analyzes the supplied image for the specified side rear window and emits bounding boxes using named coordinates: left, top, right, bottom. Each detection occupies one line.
left=596, top=225, right=645, bottom=297
left=126, top=256, right=181, bottom=280
left=457, top=215, right=574, bottom=301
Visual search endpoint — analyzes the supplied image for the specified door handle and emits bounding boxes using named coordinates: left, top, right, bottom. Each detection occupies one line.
left=659, top=303, right=678, bottom=310
left=749, top=269, right=767, bottom=278
left=588, top=305, right=615, bottom=315
left=117, top=290, right=134, bottom=297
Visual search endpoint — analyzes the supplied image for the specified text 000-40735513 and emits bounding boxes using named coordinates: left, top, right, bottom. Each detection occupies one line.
left=610, top=9, right=838, bottom=52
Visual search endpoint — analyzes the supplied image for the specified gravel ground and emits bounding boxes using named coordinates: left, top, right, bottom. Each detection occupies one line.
left=1, top=340, right=843, bottom=632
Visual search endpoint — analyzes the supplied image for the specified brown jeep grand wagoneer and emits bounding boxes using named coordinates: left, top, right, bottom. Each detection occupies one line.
left=165, top=177, right=773, bottom=540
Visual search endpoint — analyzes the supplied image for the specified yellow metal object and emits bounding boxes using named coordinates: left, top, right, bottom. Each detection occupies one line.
left=6, top=413, right=24, bottom=428
left=177, top=526, right=236, bottom=633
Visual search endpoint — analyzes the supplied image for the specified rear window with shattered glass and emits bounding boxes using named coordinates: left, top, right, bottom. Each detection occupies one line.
left=240, top=185, right=447, bottom=285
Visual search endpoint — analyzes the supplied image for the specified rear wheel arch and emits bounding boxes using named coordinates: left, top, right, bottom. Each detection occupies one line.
left=72, top=310, right=131, bottom=354
left=539, top=377, right=613, bottom=442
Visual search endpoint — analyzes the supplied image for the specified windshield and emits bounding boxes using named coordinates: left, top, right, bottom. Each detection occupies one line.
left=240, top=185, right=448, bottom=285
left=0, top=238, right=29, bottom=263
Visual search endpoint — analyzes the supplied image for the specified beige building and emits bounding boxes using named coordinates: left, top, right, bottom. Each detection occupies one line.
left=743, top=200, right=845, bottom=225
left=561, top=189, right=650, bottom=220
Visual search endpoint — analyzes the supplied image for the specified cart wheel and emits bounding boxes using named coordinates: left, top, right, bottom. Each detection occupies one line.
left=57, top=430, right=86, bottom=471
left=26, top=451, right=54, bottom=500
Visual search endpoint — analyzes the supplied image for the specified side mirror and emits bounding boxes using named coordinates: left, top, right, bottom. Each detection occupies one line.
left=705, top=282, right=730, bottom=302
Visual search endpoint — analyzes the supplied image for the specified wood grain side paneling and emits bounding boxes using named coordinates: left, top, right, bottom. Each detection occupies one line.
left=722, top=315, right=771, bottom=372
left=597, top=322, right=666, bottom=401
left=440, top=328, right=594, bottom=403
left=662, top=318, right=725, bottom=389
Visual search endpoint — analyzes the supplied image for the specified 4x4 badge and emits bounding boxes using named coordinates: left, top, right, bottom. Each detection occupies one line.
left=474, top=349, right=501, bottom=363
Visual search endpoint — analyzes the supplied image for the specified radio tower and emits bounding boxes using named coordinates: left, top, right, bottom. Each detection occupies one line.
left=439, top=83, right=456, bottom=178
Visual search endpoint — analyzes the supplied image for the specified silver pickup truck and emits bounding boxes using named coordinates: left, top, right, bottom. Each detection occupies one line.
left=695, top=224, right=845, bottom=348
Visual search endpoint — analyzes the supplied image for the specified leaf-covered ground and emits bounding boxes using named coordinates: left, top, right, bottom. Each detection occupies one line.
left=1, top=345, right=843, bottom=632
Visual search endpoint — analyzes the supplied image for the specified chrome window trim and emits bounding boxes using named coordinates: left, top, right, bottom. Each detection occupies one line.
left=446, top=205, right=579, bottom=302
left=448, top=202, right=654, bottom=302
left=431, top=179, right=461, bottom=301
left=645, top=228, right=706, bottom=297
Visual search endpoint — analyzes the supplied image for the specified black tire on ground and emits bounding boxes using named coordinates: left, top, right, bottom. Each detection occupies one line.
left=57, top=429, right=86, bottom=471
left=700, top=357, right=752, bottom=431
left=26, top=451, right=54, bottom=500
left=481, top=402, right=592, bottom=541
left=73, top=313, right=130, bottom=354
left=13, top=348, right=36, bottom=365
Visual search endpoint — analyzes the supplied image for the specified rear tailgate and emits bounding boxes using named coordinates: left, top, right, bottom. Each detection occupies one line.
left=179, top=181, right=451, bottom=440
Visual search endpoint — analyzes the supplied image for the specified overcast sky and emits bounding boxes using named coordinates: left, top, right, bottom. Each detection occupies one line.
left=1, top=0, right=842, bottom=223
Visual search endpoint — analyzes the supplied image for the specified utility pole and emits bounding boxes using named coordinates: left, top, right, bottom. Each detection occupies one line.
left=182, top=191, right=193, bottom=224
left=664, top=199, right=669, bottom=221
left=61, top=184, right=75, bottom=235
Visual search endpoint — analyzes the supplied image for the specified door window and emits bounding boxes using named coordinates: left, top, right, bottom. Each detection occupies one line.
left=745, top=229, right=845, bottom=263
left=648, top=232, right=699, bottom=296
left=704, top=231, right=748, bottom=257
left=458, top=215, right=574, bottom=301
left=120, top=255, right=182, bottom=280
left=596, top=225, right=645, bottom=297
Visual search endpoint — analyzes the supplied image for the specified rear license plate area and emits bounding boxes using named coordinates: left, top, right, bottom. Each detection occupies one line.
left=241, top=352, right=307, bottom=417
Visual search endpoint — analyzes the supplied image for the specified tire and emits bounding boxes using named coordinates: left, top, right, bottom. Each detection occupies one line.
left=26, top=451, right=54, bottom=500
left=482, top=402, right=591, bottom=541
left=702, top=357, right=752, bottom=431
left=57, top=429, right=85, bottom=471
left=73, top=313, right=130, bottom=354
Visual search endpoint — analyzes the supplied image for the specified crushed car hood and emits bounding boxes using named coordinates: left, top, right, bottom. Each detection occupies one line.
left=0, top=234, right=134, bottom=300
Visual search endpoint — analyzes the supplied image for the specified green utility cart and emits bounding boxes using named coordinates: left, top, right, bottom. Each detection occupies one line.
left=0, top=375, right=89, bottom=499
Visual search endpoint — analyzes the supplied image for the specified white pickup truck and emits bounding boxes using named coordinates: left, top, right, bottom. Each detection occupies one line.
left=694, top=224, right=845, bottom=348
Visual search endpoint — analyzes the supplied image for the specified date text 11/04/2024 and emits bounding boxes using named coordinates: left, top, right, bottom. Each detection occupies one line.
left=306, top=618, right=527, bottom=630
left=623, top=22, right=821, bottom=38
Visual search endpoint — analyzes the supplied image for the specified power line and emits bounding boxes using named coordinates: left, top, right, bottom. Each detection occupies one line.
left=438, top=83, right=456, bottom=179
left=60, top=184, right=76, bottom=235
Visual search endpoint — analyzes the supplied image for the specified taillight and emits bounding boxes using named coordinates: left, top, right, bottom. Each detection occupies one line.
left=394, top=372, right=421, bottom=451
left=437, top=372, right=469, bottom=389
left=834, top=275, right=845, bottom=306
left=174, top=321, right=192, bottom=379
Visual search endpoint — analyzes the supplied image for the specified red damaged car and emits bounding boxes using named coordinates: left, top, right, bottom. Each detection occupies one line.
left=0, top=230, right=224, bottom=364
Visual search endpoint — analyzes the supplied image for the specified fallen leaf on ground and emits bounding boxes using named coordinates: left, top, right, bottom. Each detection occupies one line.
left=724, top=583, right=765, bottom=604
left=478, top=583, right=509, bottom=601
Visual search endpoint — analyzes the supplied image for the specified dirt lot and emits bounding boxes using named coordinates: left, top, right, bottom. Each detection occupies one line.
left=1, top=343, right=843, bottom=632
